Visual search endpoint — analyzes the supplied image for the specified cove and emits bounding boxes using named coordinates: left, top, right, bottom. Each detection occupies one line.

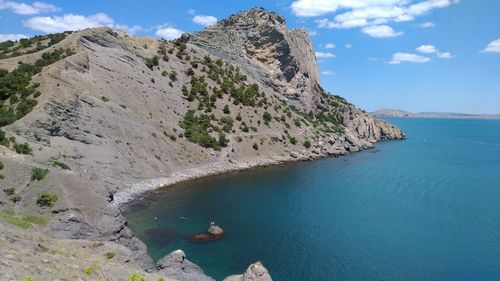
left=124, top=118, right=500, bottom=281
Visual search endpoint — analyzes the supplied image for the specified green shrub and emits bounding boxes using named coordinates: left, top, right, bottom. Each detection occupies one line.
left=144, top=56, right=159, bottom=70
left=13, top=142, right=32, bottom=154
left=289, top=137, right=297, bottom=145
left=0, top=129, right=9, bottom=146
left=128, top=272, right=146, bottom=281
left=169, top=71, right=178, bottom=81
left=0, top=159, right=3, bottom=170
left=36, top=192, right=59, bottom=207
left=104, top=252, right=116, bottom=259
left=3, top=187, right=15, bottom=196
left=20, top=276, right=34, bottom=281
left=218, top=132, right=229, bottom=147
left=303, top=140, right=311, bottom=149
left=223, top=104, right=230, bottom=114
left=31, top=167, right=48, bottom=181
left=51, top=161, right=70, bottom=170
left=252, top=143, right=259, bottom=150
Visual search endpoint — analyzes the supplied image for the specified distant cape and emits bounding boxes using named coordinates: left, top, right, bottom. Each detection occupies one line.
left=371, top=108, right=500, bottom=119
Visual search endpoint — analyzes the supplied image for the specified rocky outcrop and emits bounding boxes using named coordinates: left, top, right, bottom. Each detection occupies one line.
left=224, top=261, right=272, bottom=281
left=157, top=250, right=215, bottom=281
left=189, top=7, right=320, bottom=112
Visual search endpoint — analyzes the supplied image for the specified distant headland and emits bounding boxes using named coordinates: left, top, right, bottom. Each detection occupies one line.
left=371, top=108, right=500, bottom=119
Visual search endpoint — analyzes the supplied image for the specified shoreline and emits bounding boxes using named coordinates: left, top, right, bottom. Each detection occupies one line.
left=112, top=153, right=312, bottom=207
left=113, top=139, right=393, bottom=207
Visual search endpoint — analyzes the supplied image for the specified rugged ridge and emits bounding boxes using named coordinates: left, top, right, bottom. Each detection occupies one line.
left=0, top=7, right=403, bottom=280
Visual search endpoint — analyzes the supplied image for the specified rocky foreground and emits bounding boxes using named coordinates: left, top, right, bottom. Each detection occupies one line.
left=0, top=7, right=403, bottom=280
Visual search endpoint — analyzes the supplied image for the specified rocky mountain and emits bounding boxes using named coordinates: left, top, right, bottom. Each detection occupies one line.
left=371, top=108, right=500, bottom=119
left=0, top=7, right=403, bottom=280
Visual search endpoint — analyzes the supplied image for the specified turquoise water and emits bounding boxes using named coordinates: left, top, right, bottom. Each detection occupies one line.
left=124, top=118, right=500, bottom=281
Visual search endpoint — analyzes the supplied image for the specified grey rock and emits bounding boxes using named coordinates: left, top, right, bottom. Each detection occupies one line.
left=224, top=261, right=272, bottom=281
left=157, top=250, right=215, bottom=281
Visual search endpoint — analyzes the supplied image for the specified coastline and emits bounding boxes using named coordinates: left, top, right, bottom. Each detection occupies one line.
left=113, top=138, right=399, bottom=207
left=113, top=153, right=313, bottom=207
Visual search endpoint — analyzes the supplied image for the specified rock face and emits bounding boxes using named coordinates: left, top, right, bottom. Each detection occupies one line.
left=224, top=261, right=272, bottom=281
left=189, top=7, right=320, bottom=112
left=157, top=250, right=215, bottom=281
left=0, top=7, right=403, bottom=280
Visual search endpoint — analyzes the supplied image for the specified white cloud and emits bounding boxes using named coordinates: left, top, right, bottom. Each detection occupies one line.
left=307, top=30, right=317, bottom=36
left=0, top=0, right=59, bottom=15
left=325, top=43, right=335, bottom=49
left=389, top=52, right=430, bottom=64
left=293, top=0, right=457, bottom=39
left=0, top=33, right=28, bottom=42
left=155, top=25, right=184, bottom=40
left=24, top=13, right=114, bottom=33
left=315, top=51, right=336, bottom=58
left=481, top=38, right=500, bottom=53
left=192, top=15, right=217, bottom=27
left=416, top=45, right=454, bottom=58
left=321, top=70, right=336, bottom=75
left=361, top=25, right=403, bottom=38
left=437, top=51, right=454, bottom=59
left=114, top=24, right=142, bottom=35
left=187, top=9, right=195, bottom=15
left=419, top=21, right=435, bottom=28
left=416, top=44, right=437, bottom=53
left=344, top=43, right=352, bottom=48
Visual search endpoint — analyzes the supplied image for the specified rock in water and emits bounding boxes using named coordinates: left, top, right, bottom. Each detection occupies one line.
left=223, top=261, right=273, bottom=281
left=208, top=222, right=224, bottom=235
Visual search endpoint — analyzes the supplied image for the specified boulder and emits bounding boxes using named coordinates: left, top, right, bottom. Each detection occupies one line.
left=224, top=261, right=272, bottom=281
left=157, top=250, right=215, bottom=281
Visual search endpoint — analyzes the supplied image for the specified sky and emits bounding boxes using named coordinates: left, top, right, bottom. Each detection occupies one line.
left=1, top=0, right=499, bottom=114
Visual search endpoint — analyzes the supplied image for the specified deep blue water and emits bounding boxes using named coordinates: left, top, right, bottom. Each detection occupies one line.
left=124, top=118, right=500, bottom=281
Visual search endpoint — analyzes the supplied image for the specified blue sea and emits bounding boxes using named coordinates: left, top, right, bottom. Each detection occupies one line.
left=124, top=118, right=500, bottom=281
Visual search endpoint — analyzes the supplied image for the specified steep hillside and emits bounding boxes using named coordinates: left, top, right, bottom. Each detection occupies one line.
left=0, top=7, right=403, bottom=280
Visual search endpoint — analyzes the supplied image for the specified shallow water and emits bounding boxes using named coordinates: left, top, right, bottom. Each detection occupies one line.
left=124, top=118, right=500, bottom=281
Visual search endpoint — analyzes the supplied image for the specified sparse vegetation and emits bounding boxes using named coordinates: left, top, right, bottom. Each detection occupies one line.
left=13, top=142, right=32, bottom=154
left=0, top=208, right=47, bottom=229
left=51, top=161, right=70, bottom=170
left=128, top=272, right=146, bottom=281
left=36, top=192, right=59, bottom=207
left=31, top=167, right=49, bottom=181
left=104, top=252, right=116, bottom=259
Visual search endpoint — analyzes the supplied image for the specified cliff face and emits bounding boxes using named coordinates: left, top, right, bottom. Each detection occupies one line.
left=190, top=8, right=320, bottom=112
left=0, top=7, right=403, bottom=280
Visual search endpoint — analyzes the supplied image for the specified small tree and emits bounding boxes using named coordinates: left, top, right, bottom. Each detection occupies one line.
left=303, top=140, right=311, bottom=149
left=223, top=105, right=230, bottom=114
